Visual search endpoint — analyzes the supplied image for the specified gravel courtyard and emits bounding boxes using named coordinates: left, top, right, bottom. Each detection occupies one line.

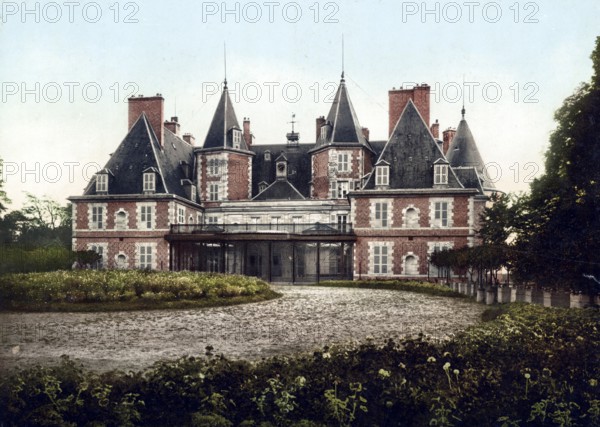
left=0, top=285, right=485, bottom=372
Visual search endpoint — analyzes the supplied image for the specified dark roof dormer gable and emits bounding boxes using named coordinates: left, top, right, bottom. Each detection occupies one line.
left=364, top=100, right=462, bottom=190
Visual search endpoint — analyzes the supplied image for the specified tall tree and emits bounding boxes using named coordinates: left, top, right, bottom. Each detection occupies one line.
left=512, top=37, right=600, bottom=291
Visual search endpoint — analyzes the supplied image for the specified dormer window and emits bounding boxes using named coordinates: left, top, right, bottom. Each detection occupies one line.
left=258, top=181, right=268, bottom=193
left=233, top=129, right=242, bottom=149
left=320, top=125, right=328, bottom=141
left=276, top=161, right=287, bottom=179
left=264, top=150, right=271, bottom=161
left=190, top=185, right=197, bottom=202
left=375, top=165, right=389, bottom=186
left=434, top=163, right=449, bottom=185
left=143, top=172, right=156, bottom=193
left=96, top=173, right=108, bottom=193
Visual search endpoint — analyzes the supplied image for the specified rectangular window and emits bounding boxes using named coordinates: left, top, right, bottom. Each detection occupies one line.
left=209, top=184, right=220, bottom=201
left=190, top=185, right=197, bottom=202
left=96, top=174, right=107, bottom=193
left=233, top=130, right=242, bottom=148
left=434, top=202, right=448, bottom=227
left=177, top=207, right=185, bottom=224
left=329, top=181, right=337, bottom=199
left=139, top=245, right=152, bottom=269
left=337, top=214, right=348, bottom=232
left=143, top=173, right=155, bottom=192
left=434, top=164, right=448, bottom=185
left=374, top=245, right=388, bottom=274
left=140, top=205, right=152, bottom=229
left=337, top=153, right=349, bottom=172
left=91, top=206, right=103, bottom=229
left=90, top=245, right=104, bottom=269
left=207, top=216, right=218, bottom=224
left=376, top=166, right=389, bottom=186
left=337, top=181, right=349, bottom=198
left=375, top=202, right=388, bottom=228
left=208, top=159, right=220, bottom=176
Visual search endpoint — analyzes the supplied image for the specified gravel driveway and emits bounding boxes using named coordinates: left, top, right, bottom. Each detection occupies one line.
left=0, top=285, right=485, bottom=372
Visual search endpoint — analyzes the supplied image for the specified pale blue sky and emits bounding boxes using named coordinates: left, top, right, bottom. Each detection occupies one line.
left=1, top=0, right=599, bottom=209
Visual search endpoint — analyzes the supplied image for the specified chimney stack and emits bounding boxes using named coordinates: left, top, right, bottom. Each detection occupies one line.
left=128, top=94, right=165, bottom=147
left=442, top=127, right=456, bottom=155
left=361, top=127, right=370, bottom=141
left=430, top=119, right=439, bottom=139
left=388, top=84, right=430, bottom=136
left=164, top=116, right=180, bottom=136
left=183, top=133, right=196, bottom=146
left=243, top=117, right=252, bottom=147
left=316, top=116, right=326, bottom=141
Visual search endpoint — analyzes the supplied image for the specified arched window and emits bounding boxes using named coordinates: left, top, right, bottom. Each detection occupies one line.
left=116, top=254, right=128, bottom=269
left=116, top=211, right=127, bottom=230
left=405, top=208, right=418, bottom=228
left=405, top=255, right=418, bottom=275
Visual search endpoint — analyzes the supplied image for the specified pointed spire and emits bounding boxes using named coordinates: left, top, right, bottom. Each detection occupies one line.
left=202, top=84, right=244, bottom=150
left=461, top=104, right=466, bottom=119
left=313, top=72, right=371, bottom=151
left=447, top=112, right=485, bottom=173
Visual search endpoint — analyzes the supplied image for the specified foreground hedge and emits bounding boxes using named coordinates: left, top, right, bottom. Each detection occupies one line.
left=1, top=304, right=599, bottom=426
left=0, top=270, right=278, bottom=311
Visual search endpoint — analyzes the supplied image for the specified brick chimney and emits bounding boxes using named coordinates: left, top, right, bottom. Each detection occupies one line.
left=442, top=127, right=456, bottom=155
left=316, top=116, right=326, bottom=141
left=243, top=117, right=252, bottom=147
left=164, top=116, right=180, bottom=136
left=361, top=127, right=370, bottom=141
left=128, top=94, right=165, bottom=147
left=430, top=119, right=439, bottom=139
left=183, top=133, right=196, bottom=146
left=388, top=84, right=430, bottom=136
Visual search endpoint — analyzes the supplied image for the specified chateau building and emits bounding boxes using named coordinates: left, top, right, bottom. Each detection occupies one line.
left=69, top=73, right=495, bottom=282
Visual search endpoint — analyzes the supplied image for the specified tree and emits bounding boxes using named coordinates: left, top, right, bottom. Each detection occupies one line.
left=509, top=37, right=600, bottom=292
left=0, top=157, right=10, bottom=215
left=1, top=193, right=72, bottom=248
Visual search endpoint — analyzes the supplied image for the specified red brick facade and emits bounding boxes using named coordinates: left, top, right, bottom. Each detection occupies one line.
left=389, top=85, right=430, bottom=136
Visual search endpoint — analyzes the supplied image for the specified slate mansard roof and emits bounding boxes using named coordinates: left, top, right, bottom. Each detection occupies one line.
left=84, top=114, right=195, bottom=199
left=364, top=100, right=463, bottom=190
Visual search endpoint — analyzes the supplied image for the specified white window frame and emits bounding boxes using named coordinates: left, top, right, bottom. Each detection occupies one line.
left=177, top=206, right=185, bottom=224
left=337, top=214, right=348, bottom=232
left=434, top=201, right=449, bottom=227
left=337, top=181, right=349, bottom=198
left=375, top=166, right=389, bottom=186
left=233, top=129, right=242, bottom=148
left=96, top=174, right=108, bottom=193
left=209, top=183, right=220, bottom=201
left=207, top=158, right=220, bottom=176
left=369, top=242, right=393, bottom=276
left=88, top=204, right=106, bottom=230
left=136, top=243, right=156, bottom=270
left=373, top=202, right=389, bottom=228
left=434, top=164, right=449, bottom=185
left=329, top=180, right=337, bottom=199
left=137, top=203, right=156, bottom=230
left=206, top=216, right=219, bottom=225
left=337, top=153, right=350, bottom=172
left=88, top=243, right=107, bottom=269
left=190, top=185, right=197, bottom=202
left=143, top=172, right=156, bottom=193
left=320, top=125, right=328, bottom=141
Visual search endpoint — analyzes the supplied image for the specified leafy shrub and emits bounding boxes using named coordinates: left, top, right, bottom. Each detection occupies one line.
left=1, top=304, right=598, bottom=425
left=0, top=270, right=275, bottom=310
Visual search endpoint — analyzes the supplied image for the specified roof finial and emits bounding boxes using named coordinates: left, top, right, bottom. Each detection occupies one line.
left=341, top=34, right=345, bottom=82
left=461, top=74, right=465, bottom=119
left=223, top=42, right=228, bottom=90
left=289, top=113, right=297, bottom=133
